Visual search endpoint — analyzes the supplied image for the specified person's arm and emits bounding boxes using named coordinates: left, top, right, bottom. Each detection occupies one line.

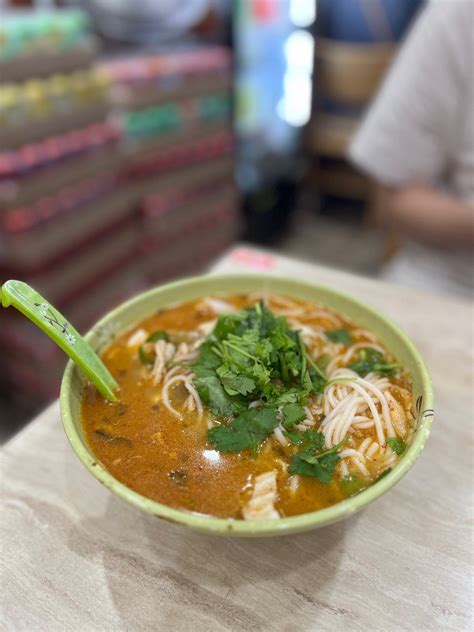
left=374, top=184, right=474, bottom=249
left=349, top=2, right=474, bottom=251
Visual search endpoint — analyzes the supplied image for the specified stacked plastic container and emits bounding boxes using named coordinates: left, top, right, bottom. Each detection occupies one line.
left=0, top=10, right=142, bottom=409
left=102, top=48, right=238, bottom=286
left=1, top=31, right=237, bottom=413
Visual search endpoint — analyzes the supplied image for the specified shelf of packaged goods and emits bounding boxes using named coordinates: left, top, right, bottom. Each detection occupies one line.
left=0, top=40, right=100, bottom=83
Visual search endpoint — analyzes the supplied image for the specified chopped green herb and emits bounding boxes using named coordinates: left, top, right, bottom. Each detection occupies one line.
left=191, top=303, right=328, bottom=456
left=386, top=437, right=406, bottom=455
left=208, top=408, right=279, bottom=455
left=298, top=430, right=326, bottom=452
left=216, top=366, right=256, bottom=397
left=290, top=450, right=338, bottom=483
left=308, top=366, right=327, bottom=395
left=281, top=403, right=306, bottom=430
left=325, top=328, right=353, bottom=346
left=139, top=330, right=169, bottom=364
left=195, top=374, right=243, bottom=417
left=289, top=433, right=346, bottom=484
left=285, top=430, right=306, bottom=444
left=348, top=347, right=399, bottom=377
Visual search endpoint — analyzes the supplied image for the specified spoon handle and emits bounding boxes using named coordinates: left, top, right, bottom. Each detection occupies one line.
left=1, top=280, right=118, bottom=401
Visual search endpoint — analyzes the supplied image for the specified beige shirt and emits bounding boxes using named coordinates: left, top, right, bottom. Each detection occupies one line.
left=349, top=0, right=474, bottom=299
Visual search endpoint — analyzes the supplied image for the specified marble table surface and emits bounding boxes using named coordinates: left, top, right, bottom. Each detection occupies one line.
left=2, top=246, right=473, bottom=631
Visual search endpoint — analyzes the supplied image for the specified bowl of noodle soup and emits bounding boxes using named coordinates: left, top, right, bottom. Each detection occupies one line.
left=60, top=274, right=433, bottom=536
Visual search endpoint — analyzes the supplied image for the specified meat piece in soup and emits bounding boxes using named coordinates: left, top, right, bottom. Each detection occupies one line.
left=81, top=293, right=414, bottom=519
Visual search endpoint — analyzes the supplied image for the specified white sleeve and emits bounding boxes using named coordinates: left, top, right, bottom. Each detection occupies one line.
left=349, top=0, right=471, bottom=187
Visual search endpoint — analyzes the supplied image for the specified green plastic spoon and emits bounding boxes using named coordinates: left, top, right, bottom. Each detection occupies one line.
left=1, top=280, right=118, bottom=401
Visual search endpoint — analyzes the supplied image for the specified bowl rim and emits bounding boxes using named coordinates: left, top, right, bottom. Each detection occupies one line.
left=60, top=273, right=434, bottom=536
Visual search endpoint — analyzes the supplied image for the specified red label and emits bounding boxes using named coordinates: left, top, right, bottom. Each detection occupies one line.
left=229, top=247, right=277, bottom=270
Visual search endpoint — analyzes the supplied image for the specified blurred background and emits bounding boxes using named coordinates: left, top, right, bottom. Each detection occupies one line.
left=1, top=0, right=471, bottom=439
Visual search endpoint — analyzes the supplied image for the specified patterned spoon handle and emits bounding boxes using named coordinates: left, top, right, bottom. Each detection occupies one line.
left=1, top=280, right=118, bottom=401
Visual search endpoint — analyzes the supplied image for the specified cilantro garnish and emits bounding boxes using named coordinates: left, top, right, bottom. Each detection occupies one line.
left=289, top=429, right=325, bottom=451
left=280, top=403, right=306, bottom=430
left=285, top=430, right=306, bottom=445
left=289, top=434, right=347, bottom=484
left=208, top=408, right=279, bottom=455
left=386, top=437, right=406, bottom=455
left=192, top=302, right=328, bottom=456
left=325, top=328, right=353, bottom=346
left=348, top=347, right=399, bottom=377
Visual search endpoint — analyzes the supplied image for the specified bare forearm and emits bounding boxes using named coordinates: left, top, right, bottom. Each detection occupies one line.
left=375, top=184, right=474, bottom=249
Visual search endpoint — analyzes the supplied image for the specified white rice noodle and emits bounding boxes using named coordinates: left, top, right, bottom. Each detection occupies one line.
left=324, top=384, right=341, bottom=414
left=321, top=382, right=385, bottom=447
left=352, top=420, right=375, bottom=430
left=323, top=369, right=396, bottom=445
left=358, top=437, right=372, bottom=455
left=184, top=393, right=196, bottom=412
left=174, top=342, right=199, bottom=364
left=385, top=391, right=407, bottom=437
left=151, top=338, right=199, bottom=386
left=288, top=321, right=327, bottom=343
left=390, top=384, right=413, bottom=411
left=324, top=342, right=388, bottom=376
left=274, top=458, right=288, bottom=475
left=268, top=295, right=342, bottom=324
left=307, top=401, right=323, bottom=417
left=242, top=471, right=280, bottom=520
left=355, top=376, right=396, bottom=439
left=341, top=342, right=386, bottom=365
left=351, top=328, right=378, bottom=343
left=339, top=460, right=349, bottom=477
left=328, top=400, right=361, bottom=447
left=162, top=374, right=203, bottom=419
left=273, top=424, right=289, bottom=447
left=267, top=294, right=302, bottom=309
left=339, top=449, right=369, bottom=477
left=151, top=340, right=176, bottom=385
left=365, top=442, right=380, bottom=459
left=325, top=355, right=344, bottom=376
left=294, top=418, right=316, bottom=431
left=306, top=310, right=342, bottom=327
left=353, top=415, right=371, bottom=423
left=191, top=336, right=206, bottom=350
left=204, top=297, right=236, bottom=314
left=275, top=304, right=342, bottom=324
left=304, top=405, right=314, bottom=421
left=270, top=305, right=307, bottom=318
left=384, top=448, right=397, bottom=467
left=151, top=342, right=164, bottom=385
left=164, top=365, right=187, bottom=381
left=263, top=294, right=314, bottom=319
left=197, top=319, right=217, bottom=337
left=269, top=294, right=299, bottom=307
left=127, top=328, right=148, bottom=348
left=288, top=475, right=300, bottom=494
left=364, top=372, right=392, bottom=392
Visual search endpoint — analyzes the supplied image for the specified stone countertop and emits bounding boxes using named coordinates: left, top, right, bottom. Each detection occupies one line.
left=2, top=246, right=473, bottom=631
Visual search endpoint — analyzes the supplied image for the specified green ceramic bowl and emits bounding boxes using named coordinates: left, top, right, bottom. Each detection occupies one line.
left=60, top=274, right=434, bottom=536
